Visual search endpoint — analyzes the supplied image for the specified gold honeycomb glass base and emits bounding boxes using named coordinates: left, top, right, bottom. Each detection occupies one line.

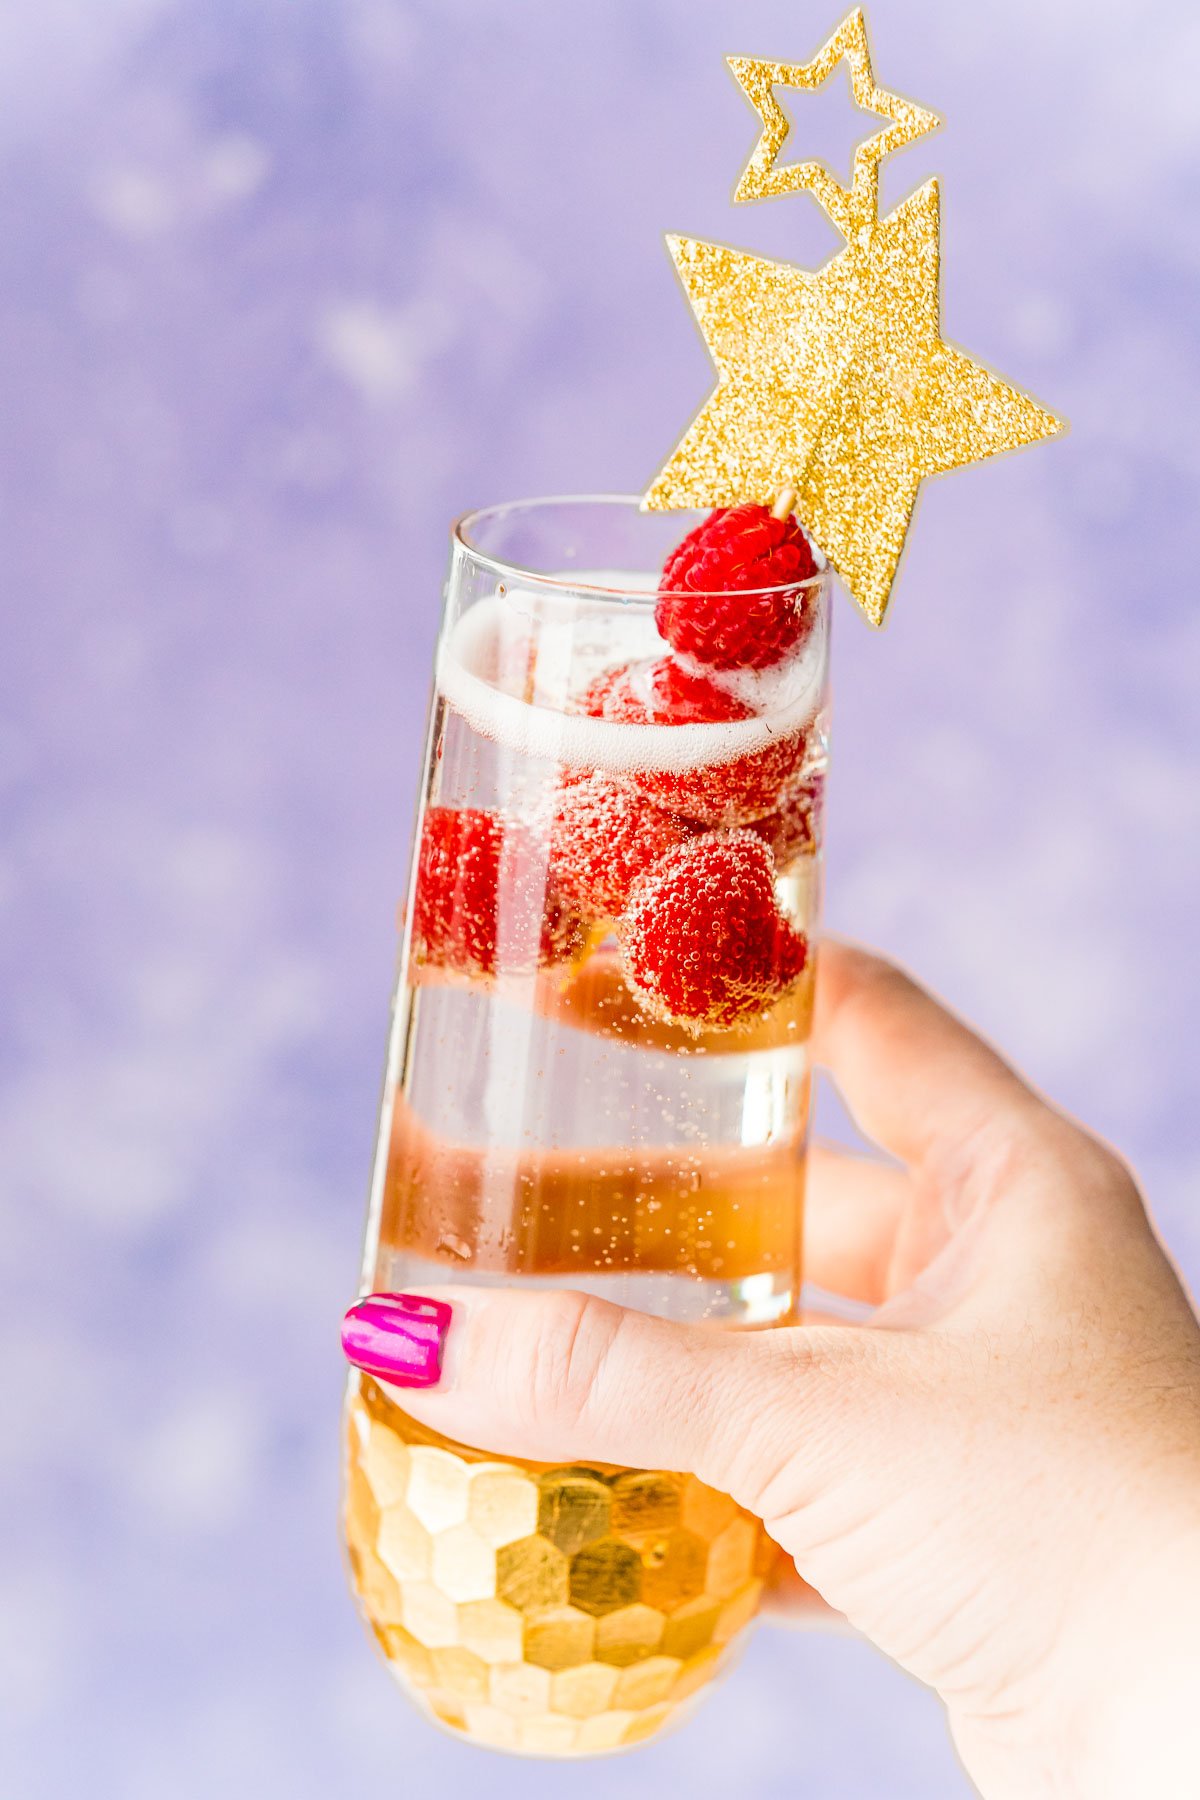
left=343, top=1374, right=776, bottom=1755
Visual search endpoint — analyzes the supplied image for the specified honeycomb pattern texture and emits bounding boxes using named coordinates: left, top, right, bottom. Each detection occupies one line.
left=343, top=1376, right=776, bottom=1755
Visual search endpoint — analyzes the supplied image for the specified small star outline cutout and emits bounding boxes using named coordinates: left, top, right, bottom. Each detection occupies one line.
left=728, top=6, right=941, bottom=240
left=644, top=7, right=1066, bottom=627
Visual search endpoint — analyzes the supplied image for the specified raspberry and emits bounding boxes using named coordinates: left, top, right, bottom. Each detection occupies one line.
left=618, top=832, right=808, bottom=1033
left=410, top=806, right=585, bottom=977
left=657, top=505, right=820, bottom=671
left=580, top=656, right=750, bottom=727
left=548, top=773, right=697, bottom=922
left=745, top=768, right=826, bottom=868
left=577, top=656, right=807, bottom=826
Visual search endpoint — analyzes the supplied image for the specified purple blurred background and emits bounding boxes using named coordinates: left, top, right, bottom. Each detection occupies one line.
left=2, top=2, right=1198, bottom=1794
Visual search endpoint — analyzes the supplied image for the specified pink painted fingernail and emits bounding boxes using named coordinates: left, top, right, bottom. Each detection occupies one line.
left=341, top=1293, right=452, bottom=1388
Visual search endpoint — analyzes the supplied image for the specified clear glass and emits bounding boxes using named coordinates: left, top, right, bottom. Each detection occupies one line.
left=343, top=495, right=831, bottom=1755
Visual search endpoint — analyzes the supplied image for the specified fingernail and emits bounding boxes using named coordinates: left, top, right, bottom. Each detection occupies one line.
left=341, top=1293, right=453, bottom=1388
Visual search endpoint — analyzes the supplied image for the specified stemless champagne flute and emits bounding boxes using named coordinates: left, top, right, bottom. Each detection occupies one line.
left=343, top=496, right=831, bottom=1755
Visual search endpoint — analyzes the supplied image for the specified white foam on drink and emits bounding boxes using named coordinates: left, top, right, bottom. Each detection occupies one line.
left=436, top=573, right=828, bottom=776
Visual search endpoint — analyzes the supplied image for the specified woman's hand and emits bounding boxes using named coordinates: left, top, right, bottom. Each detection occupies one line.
left=342, top=942, right=1200, bottom=1797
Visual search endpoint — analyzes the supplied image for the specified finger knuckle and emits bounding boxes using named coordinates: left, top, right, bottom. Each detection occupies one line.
left=522, top=1291, right=623, bottom=1433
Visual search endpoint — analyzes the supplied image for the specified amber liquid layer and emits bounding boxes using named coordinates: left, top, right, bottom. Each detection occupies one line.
left=381, top=1095, right=807, bottom=1280
left=378, top=933, right=812, bottom=1313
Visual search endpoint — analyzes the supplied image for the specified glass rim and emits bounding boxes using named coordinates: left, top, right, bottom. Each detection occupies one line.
left=452, top=493, right=829, bottom=604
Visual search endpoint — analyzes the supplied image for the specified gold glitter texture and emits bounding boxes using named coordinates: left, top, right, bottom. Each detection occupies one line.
left=728, top=7, right=941, bottom=241
left=644, top=10, right=1065, bottom=627
left=344, top=1377, right=776, bottom=1756
left=645, top=180, right=1062, bottom=626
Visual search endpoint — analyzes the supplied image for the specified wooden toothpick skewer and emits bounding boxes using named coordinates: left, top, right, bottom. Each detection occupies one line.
left=771, top=487, right=796, bottom=521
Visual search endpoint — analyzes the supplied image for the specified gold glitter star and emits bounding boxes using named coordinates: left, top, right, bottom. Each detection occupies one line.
left=728, top=8, right=941, bottom=240
left=643, top=179, right=1064, bottom=626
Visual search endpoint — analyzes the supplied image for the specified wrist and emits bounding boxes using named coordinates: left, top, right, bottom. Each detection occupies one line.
left=952, top=1515, right=1200, bottom=1800
left=953, top=1656, right=1200, bottom=1800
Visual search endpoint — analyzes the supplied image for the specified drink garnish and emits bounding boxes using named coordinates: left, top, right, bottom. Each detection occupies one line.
left=656, top=502, right=819, bottom=670
left=548, top=772, right=697, bottom=922
left=744, top=768, right=826, bottom=868
left=642, top=8, right=1064, bottom=626
left=410, top=806, right=585, bottom=977
left=618, top=832, right=808, bottom=1032
left=577, top=654, right=808, bottom=826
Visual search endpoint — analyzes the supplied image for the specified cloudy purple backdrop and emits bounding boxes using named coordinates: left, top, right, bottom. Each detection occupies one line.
left=2, top=1, right=1198, bottom=1795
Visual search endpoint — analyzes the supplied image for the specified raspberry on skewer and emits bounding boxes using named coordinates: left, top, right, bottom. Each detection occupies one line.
left=656, top=503, right=820, bottom=671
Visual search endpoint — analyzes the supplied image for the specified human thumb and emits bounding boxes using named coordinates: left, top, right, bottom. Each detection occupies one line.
left=340, top=1286, right=863, bottom=1515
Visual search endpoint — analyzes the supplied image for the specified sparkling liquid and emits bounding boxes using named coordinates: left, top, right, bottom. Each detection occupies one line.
left=345, top=555, right=829, bottom=1753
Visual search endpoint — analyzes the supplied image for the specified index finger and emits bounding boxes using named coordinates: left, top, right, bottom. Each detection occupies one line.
left=811, top=940, right=1043, bottom=1178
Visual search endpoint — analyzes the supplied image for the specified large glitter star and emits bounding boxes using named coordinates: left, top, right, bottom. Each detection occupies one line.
left=643, top=180, right=1064, bottom=626
left=728, top=8, right=941, bottom=240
